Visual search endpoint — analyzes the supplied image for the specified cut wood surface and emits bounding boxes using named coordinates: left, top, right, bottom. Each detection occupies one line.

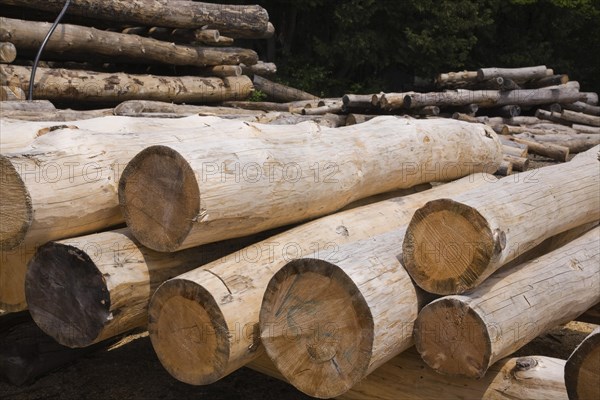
left=0, top=17, right=258, bottom=67
left=0, top=41, right=16, bottom=63
left=25, top=229, right=267, bottom=348
left=0, top=247, right=33, bottom=313
left=402, top=146, right=600, bottom=294
left=0, top=0, right=271, bottom=37
left=147, top=174, right=495, bottom=386
left=565, top=327, right=600, bottom=400
left=0, top=85, right=25, bottom=101
left=119, top=117, right=502, bottom=252
left=248, top=351, right=568, bottom=400
left=414, top=227, right=600, bottom=378
left=1, top=65, right=253, bottom=104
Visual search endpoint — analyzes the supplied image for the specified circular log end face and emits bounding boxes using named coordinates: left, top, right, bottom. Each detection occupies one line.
left=414, top=297, right=491, bottom=379
left=259, top=259, right=374, bottom=398
left=25, top=243, right=110, bottom=348
left=0, top=156, right=32, bottom=251
left=402, top=199, right=494, bottom=294
left=119, top=146, right=199, bottom=252
left=566, top=332, right=600, bottom=400
left=148, top=279, right=229, bottom=385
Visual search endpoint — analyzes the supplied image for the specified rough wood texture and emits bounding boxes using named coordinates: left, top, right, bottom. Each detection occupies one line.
left=513, top=132, right=600, bottom=153
left=0, top=41, right=16, bottom=63
left=572, top=124, right=600, bottom=134
left=526, top=74, right=570, bottom=89
left=0, top=17, right=258, bottom=67
left=147, top=174, right=494, bottom=386
left=0, top=108, right=114, bottom=121
left=120, top=117, right=502, bottom=252
left=402, top=146, right=600, bottom=295
left=507, top=136, right=569, bottom=162
left=253, top=75, right=318, bottom=102
left=561, top=109, right=600, bottom=127
left=477, top=66, right=549, bottom=83
left=25, top=229, right=263, bottom=348
left=113, top=100, right=264, bottom=118
left=404, top=87, right=581, bottom=109
left=580, top=92, right=598, bottom=106
left=259, top=228, right=425, bottom=398
left=496, top=160, right=513, bottom=176
left=414, top=227, right=599, bottom=378
left=241, top=61, right=277, bottom=77
left=435, top=70, right=478, bottom=88
left=249, top=351, right=568, bottom=400
left=503, top=154, right=528, bottom=171
left=0, top=85, right=25, bottom=100
left=1, top=65, right=253, bottom=104
left=565, top=327, right=600, bottom=400
left=0, top=0, right=271, bottom=38
left=0, top=247, right=33, bottom=313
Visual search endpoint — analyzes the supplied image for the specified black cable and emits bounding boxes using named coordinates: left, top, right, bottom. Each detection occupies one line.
left=28, top=0, right=72, bottom=101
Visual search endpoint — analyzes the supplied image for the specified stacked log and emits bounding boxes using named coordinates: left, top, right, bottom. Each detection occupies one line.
left=565, top=327, right=600, bottom=400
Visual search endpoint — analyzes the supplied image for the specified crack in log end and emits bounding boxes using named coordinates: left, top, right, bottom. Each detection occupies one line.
left=0, top=156, right=32, bottom=251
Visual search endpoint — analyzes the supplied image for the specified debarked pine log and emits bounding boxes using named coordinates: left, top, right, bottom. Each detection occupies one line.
left=119, top=117, right=503, bottom=252
left=253, top=75, right=318, bottom=103
left=477, top=66, right=550, bottom=83
left=0, top=0, right=271, bottom=38
left=513, top=132, right=600, bottom=153
left=248, top=351, right=568, bottom=400
left=25, top=229, right=267, bottom=348
left=565, top=327, right=600, bottom=400
left=414, top=227, right=600, bottom=379
left=0, top=17, right=258, bottom=67
left=1, top=65, right=253, bottom=104
left=147, top=174, right=495, bottom=386
left=402, top=146, right=600, bottom=295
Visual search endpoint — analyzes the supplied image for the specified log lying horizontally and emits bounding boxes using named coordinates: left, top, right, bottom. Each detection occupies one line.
left=120, top=117, right=502, bottom=252
left=414, top=226, right=599, bottom=379
left=402, top=146, right=600, bottom=295
left=249, top=351, right=568, bottom=400
left=565, top=327, right=600, bottom=400
left=477, top=66, right=549, bottom=83
left=253, top=75, right=319, bottom=103
left=513, top=132, right=600, bottom=153
left=562, top=101, right=600, bottom=116
left=0, top=0, right=271, bottom=38
left=147, top=174, right=494, bottom=386
left=25, top=229, right=265, bottom=348
left=0, top=17, right=258, bottom=67
left=1, top=65, right=253, bottom=104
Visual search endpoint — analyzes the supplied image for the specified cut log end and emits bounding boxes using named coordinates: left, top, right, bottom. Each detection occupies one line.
left=148, top=279, right=229, bottom=385
left=402, top=199, right=496, bottom=295
left=565, top=328, right=600, bottom=400
left=25, top=243, right=110, bottom=348
left=119, top=146, right=199, bottom=252
left=0, top=156, right=32, bottom=251
left=259, top=258, right=374, bottom=399
left=414, top=297, right=491, bottom=378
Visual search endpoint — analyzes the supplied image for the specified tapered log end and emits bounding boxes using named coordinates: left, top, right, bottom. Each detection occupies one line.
left=0, top=156, right=32, bottom=251
left=402, top=199, right=495, bottom=295
left=25, top=243, right=110, bottom=348
left=148, top=279, right=230, bottom=385
left=565, top=328, right=600, bottom=400
left=119, top=146, right=199, bottom=252
left=414, top=297, right=491, bottom=378
left=259, top=258, right=374, bottom=399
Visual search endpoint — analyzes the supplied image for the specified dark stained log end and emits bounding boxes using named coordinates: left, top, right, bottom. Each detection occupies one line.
left=565, top=327, right=600, bottom=400
left=259, top=258, right=374, bottom=399
left=25, top=243, right=110, bottom=348
left=118, top=145, right=199, bottom=252
left=402, top=198, right=495, bottom=295
left=0, top=155, right=32, bottom=251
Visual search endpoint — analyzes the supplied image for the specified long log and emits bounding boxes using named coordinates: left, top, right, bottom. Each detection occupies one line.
left=0, top=17, right=258, bottom=67
left=513, top=132, right=600, bottom=153
left=562, top=101, right=600, bottom=116
left=1, top=65, right=253, bottom=104
left=561, top=109, right=600, bottom=127
left=0, top=0, right=271, bottom=38
left=249, top=351, right=568, bottom=400
left=147, top=174, right=495, bottom=386
left=401, top=146, right=600, bottom=295
left=477, top=66, right=549, bottom=83
left=24, top=228, right=267, bottom=348
left=404, top=87, right=581, bottom=109
left=113, top=100, right=264, bottom=118
left=253, top=75, right=318, bottom=102
left=536, top=109, right=570, bottom=125
left=0, top=108, right=114, bottom=122
left=414, top=227, right=599, bottom=378
left=572, top=124, right=600, bottom=134
left=507, top=136, right=569, bottom=162
left=119, top=117, right=502, bottom=252
left=342, top=94, right=377, bottom=109
left=0, top=41, right=16, bottom=63
left=565, top=327, right=600, bottom=400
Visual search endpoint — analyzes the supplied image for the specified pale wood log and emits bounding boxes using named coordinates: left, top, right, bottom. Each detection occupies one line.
left=502, top=154, right=528, bottom=171
left=414, top=227, right=599, bottom=378
left=562, top=101, right=600, bottom=116
left=298, top=103, right=343, bottom=116
left=249, top=352, right=568, bottom=400
left=496, top=160, right=513, bottom=176
left=342, top=94, right=377, bottom=110
left=0, top=0, right=271, bottom=38
left=404, top=87, right=581, bottom=109
left=253, top=75, right=318, bottom=102
left=526, top=74, right=570, bottom=89
left=219, top=101, right=292, bottom=112
left=537, top=109, right=571, bottom=125
left=487, top=116, right=541, bottom=126
left=501, top=141, right=528, bottom=157
left=25, top=229, right=266, bottom=348
left=0, top=85, right=25, bottom=100
left=561, top=109, right=600, bottom=127
left=1, top=65, right=253, bottom=104
left=452, top=112, right=479, bottom=124
left=477, top=66, right=549, bottom=83
left=572, top=124, right=600, bottom=134
left=435, top=70, right=478, bottom=88
left=580, top=92, right=598, bottom=106
left=379, top=92, right=414, bottom=110
left=0, top=41, right=16, bottom=63
left=565, top=327, right=600, bottom=400
left=200, top=65, right=242, bottom=78
left=0, top=99, right=54, bottom=111
left=402, top=146, right=600, bottom=294
left=531, top=122, right=579, bottom=135
left=113, top=100, right=264, bottom=118
left=120, top=117, right=502, bottom=252
left=501, top=124, right=577, bottom=136
left=259, top=113, right=347, bottom=128
left=513, top=132, right=600, bottom=153
left=216, top=21, right=275, bottom=40
left=345, top=114, right=377, bottom=126
left=0, top=108, right=113, bottom=121
left=0, top=17, right=258, bottom=67
left=147, top=174, right=495, bottom=385
left=506, top=136, right=569, bottom=161
left=241, top=61, right=277, bottom=77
